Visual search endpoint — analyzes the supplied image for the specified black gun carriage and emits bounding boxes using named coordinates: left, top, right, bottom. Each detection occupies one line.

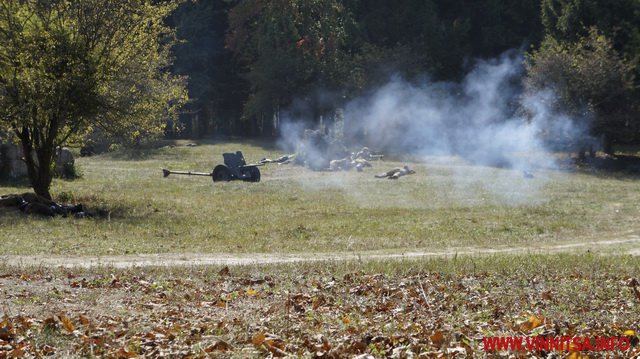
left=162, top=151, right=263, bottom=183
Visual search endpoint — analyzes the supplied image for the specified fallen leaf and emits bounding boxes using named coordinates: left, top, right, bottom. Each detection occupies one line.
left=567, top=352, right=587, bottom=359
left=205, top=340, right=232, bottom=352
left=115, top=348, right=138, bottom=358
left=624, top=330, right=640, bottom=346
left=430, top=331, right=444, bottom=348
left=11, top=347, right=25, bottom=357
left=43, top=317, right=58, bottom=332
left=218, top=266, right=230, bottom=276
left=41, top=344, right=56, bottom=355
left=265, top=338, right=285, bottom=350
left=263, top=341, right=287, bottom=357
left=519, top=315, right=544, bottom=332
left=60, top=315, right=75, bottom=333
left=447, top=347, right=466, bottom=355
left=78, top=315, right=91, bottom=326
left=0, top=326, right=13, bottom=342
left=253, top=333, right=266, bottom=346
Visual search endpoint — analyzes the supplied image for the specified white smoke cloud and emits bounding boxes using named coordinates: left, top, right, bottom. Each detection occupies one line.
left=277, top=50, right=587, bottom=207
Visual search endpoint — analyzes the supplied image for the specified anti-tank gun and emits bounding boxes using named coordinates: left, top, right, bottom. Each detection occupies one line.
left=162, top=151, right=263, bottom=183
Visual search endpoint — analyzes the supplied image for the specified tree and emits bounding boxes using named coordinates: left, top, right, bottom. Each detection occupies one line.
left=344, top=0, right=543, bottom=82
left=541, top=0, right=640, bottom=55
left=345, top=0, right=457, bottom=82
left=170, top=0, right=243, bottom=137
left=226, top=0, right=351, bottom=134
left=525, top=29, right=637, bottom=154
left=540, top=0, right=640, bottom=119
left=0, top=0, right=187, bottom=199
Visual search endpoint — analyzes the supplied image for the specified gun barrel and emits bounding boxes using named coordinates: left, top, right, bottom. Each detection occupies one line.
left=162, top=169, right=212, bottom=177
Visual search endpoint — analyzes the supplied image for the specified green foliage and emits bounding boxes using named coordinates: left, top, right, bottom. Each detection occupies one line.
left=0, top=0, right=188, bottom=198
left=57, top=162, right=82, bottom=180
left=526, top=29, right=638, bottom=150
left=351, top=0, right=543, bottom=80
left=345, top=0, right=458, bottom=83
left=227, top=0, right=351, bottom=129
left=223, top=0, right=548, bottom=134
left=170, top=0, right=241, bottom=136
left=541, top=0, right=640, bottom=56
left=164, top=0, right=639, bottom=141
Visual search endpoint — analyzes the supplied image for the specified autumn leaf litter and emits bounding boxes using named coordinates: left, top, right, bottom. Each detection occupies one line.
left=0, top=260, right=639, bottom=358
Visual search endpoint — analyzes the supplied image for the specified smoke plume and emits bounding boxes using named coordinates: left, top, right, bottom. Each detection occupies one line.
left=278, top=51, right=587, bottom=207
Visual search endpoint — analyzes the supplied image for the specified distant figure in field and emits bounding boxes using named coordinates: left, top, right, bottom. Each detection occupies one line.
left=259, top=154, right=295, bottom=164
left=375, top=165, right=415, bottom=179
left=0, top=192, right=85, bottom=217
left=329, top=158, right=352, bottom=171
left=353, top=147, right=371, bottom=160
left=352, top=158, right=372, bottom=172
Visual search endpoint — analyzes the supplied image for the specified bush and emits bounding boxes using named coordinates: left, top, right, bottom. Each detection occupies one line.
left=525, top=28, right=638, bottom=153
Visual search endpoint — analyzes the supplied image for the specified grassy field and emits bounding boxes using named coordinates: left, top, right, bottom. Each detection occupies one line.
left=1, top=140, right=640, bottom=256
left=1, top=140, right=640, bottom=357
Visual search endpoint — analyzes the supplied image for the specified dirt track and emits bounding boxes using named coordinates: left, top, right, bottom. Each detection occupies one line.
left=2, top=236, right=638, bottom=268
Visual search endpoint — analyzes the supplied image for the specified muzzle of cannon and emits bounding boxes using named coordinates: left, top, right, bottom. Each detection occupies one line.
left=162, top=151, right=263, bottom=183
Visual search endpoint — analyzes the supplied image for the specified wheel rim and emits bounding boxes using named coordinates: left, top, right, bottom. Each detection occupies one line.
left=250, top=167, right=260, bottom=182
left=212, top=165, right=231, bottom=182
left=241, top=167, right=260, bottom=182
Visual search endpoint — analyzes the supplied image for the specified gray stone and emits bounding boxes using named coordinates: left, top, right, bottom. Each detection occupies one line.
left=55, top=146, right=75, bottom=177
left=0, top=143, right=28, bottom=178
left=0, top=142, right=75, bottom=179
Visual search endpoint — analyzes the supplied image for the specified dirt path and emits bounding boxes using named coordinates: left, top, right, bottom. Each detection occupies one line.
left=2, top=236, right=638, bottom=268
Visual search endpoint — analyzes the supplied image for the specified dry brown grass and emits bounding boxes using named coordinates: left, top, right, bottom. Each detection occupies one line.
left=0, top=255, right=638, bottom=357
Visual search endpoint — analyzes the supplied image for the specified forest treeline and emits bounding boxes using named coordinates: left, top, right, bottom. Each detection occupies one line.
left=170, top=0, right=639, bottom=148
left=0, top=0, right=638, bottom=198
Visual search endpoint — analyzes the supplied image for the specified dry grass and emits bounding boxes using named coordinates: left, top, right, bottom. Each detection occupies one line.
left=1, top=140, right=639, bottom=256
left=0, top=254, right=638, bottom=357
left=2, top=141, right=639, bottom=357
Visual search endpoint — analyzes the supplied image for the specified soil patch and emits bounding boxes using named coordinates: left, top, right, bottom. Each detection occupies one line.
left=2, top=236, right=638, bottom=268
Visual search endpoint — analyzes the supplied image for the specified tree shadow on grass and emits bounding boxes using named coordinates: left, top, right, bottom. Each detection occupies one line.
left=101, top=146, right=167, bottom=161
left=177, top=136, right=282, bottom=151
left=573, top=154, right=640, bottom=180
left=0, top=191, right=147, bottom=221
left=102, top=137, right=283, bottom=161
left=235, top=137, right=281, bottom=151
left=0, top=176, right=31, bottom=189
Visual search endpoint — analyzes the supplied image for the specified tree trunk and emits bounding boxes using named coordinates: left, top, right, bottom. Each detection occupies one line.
left=603, top=135, right=614, bottom=155
left=272, top=103, right=280, bottom=137
left=18, top=128, right=54, bottom=200
left=577, top=147, right=586, bottom=163
left=33, top=149, right=54, bottom=200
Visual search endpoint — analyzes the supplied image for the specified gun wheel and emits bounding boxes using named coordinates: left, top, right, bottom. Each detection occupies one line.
left=212, top=165, right=232, bottom=182
left=242, top=166, right=261, bottom=182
